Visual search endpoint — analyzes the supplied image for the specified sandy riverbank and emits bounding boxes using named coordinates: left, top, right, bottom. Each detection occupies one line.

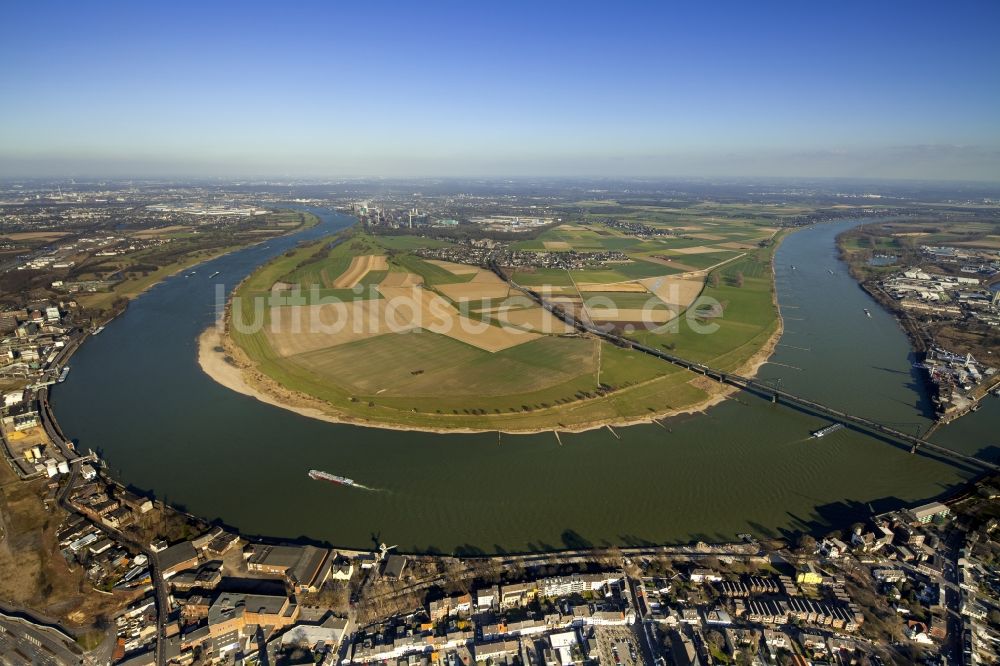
left=197, top=308, right=783, bottom=435
left=197, top=324, right=353, bottom=425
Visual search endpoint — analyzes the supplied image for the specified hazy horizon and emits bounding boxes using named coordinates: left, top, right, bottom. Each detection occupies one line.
left=2, top=1, right=999, bottom=182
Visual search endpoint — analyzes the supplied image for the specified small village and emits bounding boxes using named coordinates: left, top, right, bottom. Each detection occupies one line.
left=597, top=219, right=673, bottom=238
left=413, top=242, right=630, bottom=272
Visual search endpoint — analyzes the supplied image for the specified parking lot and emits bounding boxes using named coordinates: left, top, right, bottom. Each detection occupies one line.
left=593, top=625, right=644, bottom=666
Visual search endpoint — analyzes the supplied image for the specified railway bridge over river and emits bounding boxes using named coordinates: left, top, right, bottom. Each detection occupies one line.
left=489, top=263, right=1000, bottom=474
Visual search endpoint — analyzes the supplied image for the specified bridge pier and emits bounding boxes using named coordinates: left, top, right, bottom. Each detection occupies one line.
left=771, top=393, right=779, bottom=404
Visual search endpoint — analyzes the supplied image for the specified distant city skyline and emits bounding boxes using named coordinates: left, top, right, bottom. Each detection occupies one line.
left=2, top=1, right=999, bottom=181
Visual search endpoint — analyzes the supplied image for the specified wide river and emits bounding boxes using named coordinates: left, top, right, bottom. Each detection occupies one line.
left=53, top=209, right=1000, bottom=553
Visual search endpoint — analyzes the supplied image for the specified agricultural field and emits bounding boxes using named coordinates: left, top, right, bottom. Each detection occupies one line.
left=69, top=209, right=320, bottom=314
left=224, top=208, right=784, bottom=431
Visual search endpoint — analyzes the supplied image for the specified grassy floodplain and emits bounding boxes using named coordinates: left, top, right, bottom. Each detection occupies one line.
left=74, top=210, right=319, bottom=313
left=219, top=205, right=788, bottom=431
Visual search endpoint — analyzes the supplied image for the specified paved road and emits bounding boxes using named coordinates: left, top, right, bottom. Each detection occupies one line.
left=38, top=389, right=77, bottom=462
left=37, top=330, right=89, bottom=462
left=0, top=612, right=84, bottom=665
left=624, top=572, right=662, bottom=666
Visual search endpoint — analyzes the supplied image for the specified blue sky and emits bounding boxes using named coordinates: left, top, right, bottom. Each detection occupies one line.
left=2, top=1, right=999, bottom=180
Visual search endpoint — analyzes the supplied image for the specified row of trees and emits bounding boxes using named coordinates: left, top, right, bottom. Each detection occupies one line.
left=707, top=271, right=744, bottom=288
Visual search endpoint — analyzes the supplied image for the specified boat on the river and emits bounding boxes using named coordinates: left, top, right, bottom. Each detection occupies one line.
left=811, top=423, right=844, bottom=438
left=308, top=469, right=371, bottom=490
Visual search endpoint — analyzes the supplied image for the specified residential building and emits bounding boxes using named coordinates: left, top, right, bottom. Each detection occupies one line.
left=908, top=502, right=950, bottom=524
